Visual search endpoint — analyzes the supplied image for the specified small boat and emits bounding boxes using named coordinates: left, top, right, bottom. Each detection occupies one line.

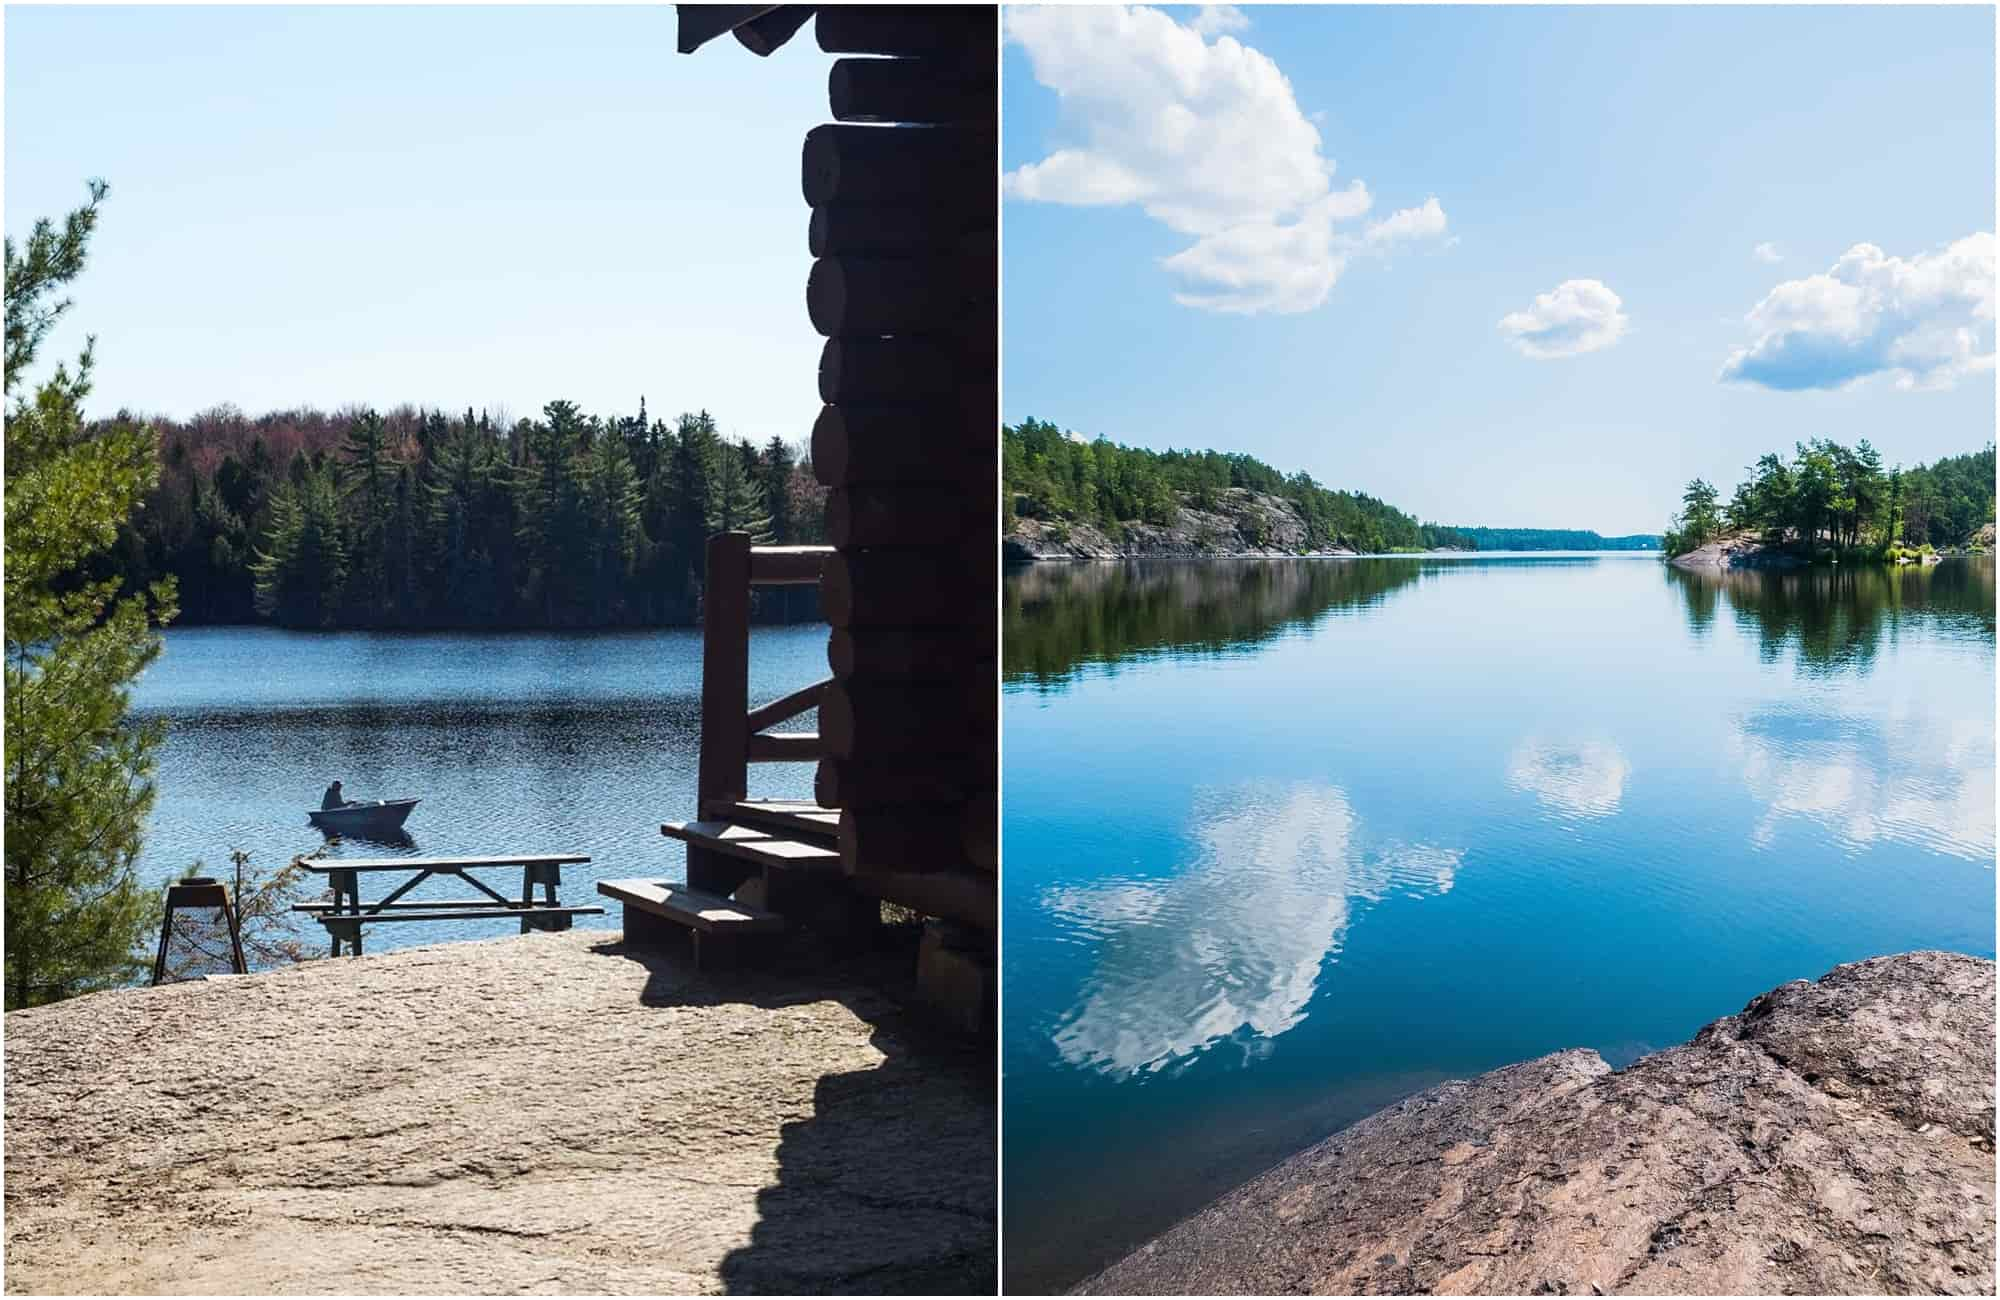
left=308, top=798, right=419, bottom=840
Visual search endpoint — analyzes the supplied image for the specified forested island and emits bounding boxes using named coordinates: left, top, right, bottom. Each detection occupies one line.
left=1004, top=418, right=1471, bottom=558
left=1664, top=440, right=1994, bottom=566
left=92, top=401, right=824, bottom=628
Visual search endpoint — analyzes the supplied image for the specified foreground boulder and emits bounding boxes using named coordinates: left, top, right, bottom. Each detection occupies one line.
left=1081, top=951, right=1994, bottom=1296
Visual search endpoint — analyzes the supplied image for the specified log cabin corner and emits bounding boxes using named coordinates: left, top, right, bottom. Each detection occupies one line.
left=598, top=4, right=998, bottom=1035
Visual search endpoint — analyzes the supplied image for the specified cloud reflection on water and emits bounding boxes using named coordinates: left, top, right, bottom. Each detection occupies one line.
left=1044, top=783, right=1461, bottom=1077
left=1506, top=736, right=1632, bottom=818
left=1731, top=704, right=1995, bottom=864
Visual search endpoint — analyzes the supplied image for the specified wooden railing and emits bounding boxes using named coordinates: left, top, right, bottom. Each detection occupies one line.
left=696, top=534, right=835, bottom=813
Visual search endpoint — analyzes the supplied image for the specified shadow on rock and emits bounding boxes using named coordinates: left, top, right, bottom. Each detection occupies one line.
left=590, top=934, right=997, bottom=1295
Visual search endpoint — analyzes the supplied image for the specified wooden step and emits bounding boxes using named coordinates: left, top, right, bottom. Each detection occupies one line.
left=597, top=878, right=785, bottom=934
left=703, top=798, right=841, bottom=841
left=660, top=819, right=843, bottom=872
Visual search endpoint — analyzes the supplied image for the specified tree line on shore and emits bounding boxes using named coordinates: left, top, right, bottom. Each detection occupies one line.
left=1665, top=440, right=1995, bottom=560
left=1450, top=527, right=1659, bottom=552
left=96, top=399, right=826, bottom=629
left=1003, top=417, right=1472, bottom=553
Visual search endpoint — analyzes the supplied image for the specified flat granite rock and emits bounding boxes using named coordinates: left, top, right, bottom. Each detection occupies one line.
left=4, top=930, right=995, bottom=1296
left=1079, top=950, right=1995, bottom=1296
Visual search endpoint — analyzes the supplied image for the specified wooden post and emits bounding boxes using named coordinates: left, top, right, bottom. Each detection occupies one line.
left=693, top=532, right=752, bottom=895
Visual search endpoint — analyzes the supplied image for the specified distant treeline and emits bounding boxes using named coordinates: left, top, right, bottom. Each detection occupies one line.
left=1449, top=528, right=1660, bottom=552
left=1666, top=441, right=1994, bottom=559
left=88, top=401, right=825, bottom=628
left=1003, top=418, right=1471, bottom=553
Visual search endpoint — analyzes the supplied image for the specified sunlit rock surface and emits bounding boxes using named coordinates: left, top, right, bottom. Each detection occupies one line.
left=1670, top=532, right=1809, bottom=569
left=1079, top=950, right=1995, bottom=1296
left=4, top=930, right=995, bottom=1295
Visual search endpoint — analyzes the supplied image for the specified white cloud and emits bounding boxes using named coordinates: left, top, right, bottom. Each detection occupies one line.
left=1188, top=4, right=1249, bottom=37
left=1754, top=242, right=1786, bottom=264
left=1003, top=4, right=1447, bottom=314
left=1366, top=196, right=1448, bottom=249
left=1497, top=279, right=1630, bottom=360
left=1720, top=234, right=1996, bottom=391
left=1507, top=737, right=1632, bottom=818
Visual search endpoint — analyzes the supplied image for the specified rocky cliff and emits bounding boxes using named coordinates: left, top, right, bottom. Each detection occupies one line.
left=1079, top=950, right=1995, bottom=1296
left=1006, top=489, right=1362, bottom=562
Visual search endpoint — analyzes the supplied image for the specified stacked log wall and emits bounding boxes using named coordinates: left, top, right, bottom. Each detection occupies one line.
left=806, top=5, right=996, bottom=935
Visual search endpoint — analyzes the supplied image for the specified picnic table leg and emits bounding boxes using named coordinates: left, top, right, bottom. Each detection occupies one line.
left=520, top=866, right=534, bottom=935
left=333, top=869, right=360, bottom=957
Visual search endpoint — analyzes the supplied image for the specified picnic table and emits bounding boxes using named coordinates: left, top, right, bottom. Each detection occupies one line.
left=295, top=854, right=605, bottom=956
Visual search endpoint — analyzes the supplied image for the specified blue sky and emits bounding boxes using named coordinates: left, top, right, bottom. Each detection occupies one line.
left=5, top=5, right=834, bottom=440
left=1003, top=4, right=1996, bottom=534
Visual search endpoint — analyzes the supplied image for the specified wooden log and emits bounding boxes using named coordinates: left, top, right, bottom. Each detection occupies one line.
left=746, top=732, right=825, bottom=762
left=692, top=532, right=751, bottom=894
left=747, top=544, right=831, bottom=586
left=811, top=402, right=992, bottom=486
left=818, top=336, right=958, bottom=404
left=963, top=795, right=996, bottom=873
left=826, top=487, right=985, bottom=548
left=830, top=57, right=990, bottom=125
left=677, top=4, right=773, bottom=54
left=802, top=124, right=995, bottom=211
left=853, top=865, right=995, bottom=932
left=746, top=677, right=829, bottom=733
left=840, top=807, right=972, bottom=874
left=816, top=756, right=993, bottom=809
left=809, top=203, right=987, bottom=259
left=820, top=548, right=993, bottom=627
left=807, top=253, right=996, bottom=339
left=966, top=670, right=997, bottom=732
left=828, top=627, right=987, bottom=681
left=816, top=5, right=993, bottom=60
left=732, top=5, right=813, bottom=56
left=821, top=681, right=969, bottom=758
left=697, top=533, right=751, bottom=804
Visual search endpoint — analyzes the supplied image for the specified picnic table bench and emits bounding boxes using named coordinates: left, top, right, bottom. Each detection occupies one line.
left=295, top=854, right=604, bottom=956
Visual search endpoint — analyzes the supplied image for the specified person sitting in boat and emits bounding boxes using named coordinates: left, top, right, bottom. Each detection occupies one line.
left=322, top=780, right=352, bottom=810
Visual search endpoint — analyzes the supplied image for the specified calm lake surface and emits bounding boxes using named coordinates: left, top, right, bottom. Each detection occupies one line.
left=132, top=625, right=827, bottom=949
left=1002, top=554, right=1996, bottom=1292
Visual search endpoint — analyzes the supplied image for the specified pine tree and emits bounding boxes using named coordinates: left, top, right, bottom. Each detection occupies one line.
left=250, top=465, right=348, bottom=627
left=4, top=181, right=179, bottom=1008
left=516, top=400, right=590, bottom=622
left=580, top=425, right=644, bottom=622
left=708, top=436, right=772, bottom=540
left=759, top=436, right=796, bottom=543
left=339, top=409, right=392, bottom=608
left=666, top=410, right=720, bottom=590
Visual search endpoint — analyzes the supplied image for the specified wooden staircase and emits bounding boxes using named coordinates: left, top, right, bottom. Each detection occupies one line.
left=598, top=877, right=783, bottom=970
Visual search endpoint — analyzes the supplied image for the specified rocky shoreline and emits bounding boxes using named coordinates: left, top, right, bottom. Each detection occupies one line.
left=1006, top=490, right=1362, bottom=562
left=1667, top=531, right=1809, bottom=570
left=1078, top=950, right=1995, bottom=1296
left=1668, top=525, right=1994, bottom=570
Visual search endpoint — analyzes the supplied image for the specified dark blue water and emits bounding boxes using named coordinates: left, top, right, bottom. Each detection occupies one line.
left=131, top=625, right=827, bottom=949
left=1001, top=554, right=1996, bottom=1292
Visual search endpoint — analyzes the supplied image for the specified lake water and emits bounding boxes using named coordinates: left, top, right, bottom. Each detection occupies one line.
left=131, top=625, right=827, bottom=951
left=1001, top=554, right=1996, bottom=1292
